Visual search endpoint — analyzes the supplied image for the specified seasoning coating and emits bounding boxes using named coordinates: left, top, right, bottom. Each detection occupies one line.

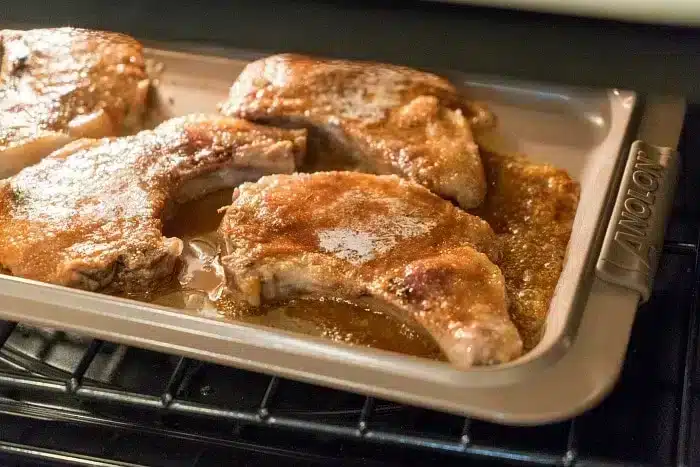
left=0, top=115, right=306, bottom=293
left=220, top=53, right=492, bottom=209
left=219, top=171, right=523, bottom=368
left=0, top=28, right=149, bottom=176
left=151, top=188, right=443, bottom=360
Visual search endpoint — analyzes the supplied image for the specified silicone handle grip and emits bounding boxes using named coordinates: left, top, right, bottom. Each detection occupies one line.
left=596, top=140, right=680, bottom=303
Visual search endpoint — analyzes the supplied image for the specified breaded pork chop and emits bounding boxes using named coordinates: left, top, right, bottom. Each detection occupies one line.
left=219, top=54, right=489, bottom=209
left=0, top=115, right=306, bottom=293
left=0, top=28, right=149, bottom=177
left=219, top=172, right=522, bottom=368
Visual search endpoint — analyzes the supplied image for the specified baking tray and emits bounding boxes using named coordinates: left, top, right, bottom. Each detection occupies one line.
left=0, top=46, right=686, bottom=424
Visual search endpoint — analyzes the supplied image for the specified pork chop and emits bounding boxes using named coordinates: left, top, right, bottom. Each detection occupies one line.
left=219, top=54, right=490, bottom=209
left=218, top=172, right=522, bottom=368
left=0, top=28, right=149, bottom=177
left=0, top=115, right=306, bottom=294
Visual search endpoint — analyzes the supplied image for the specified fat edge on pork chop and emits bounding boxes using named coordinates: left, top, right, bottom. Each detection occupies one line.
left=0, top=114, right=306, bottom=294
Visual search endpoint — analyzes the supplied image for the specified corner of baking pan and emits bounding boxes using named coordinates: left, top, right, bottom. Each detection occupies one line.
left=500, top=93, right=685, bottom=383
left=470, top=91, right=645, bottom=373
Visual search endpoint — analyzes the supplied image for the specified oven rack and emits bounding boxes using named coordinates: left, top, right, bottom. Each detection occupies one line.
left=0, top=107, right=699, bottom=467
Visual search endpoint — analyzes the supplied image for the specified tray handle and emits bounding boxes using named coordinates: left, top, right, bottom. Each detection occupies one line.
left=596, top=140, right=680, bottom=303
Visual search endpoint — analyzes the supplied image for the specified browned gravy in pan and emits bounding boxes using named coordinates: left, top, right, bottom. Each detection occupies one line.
left=470, top=149, right=579, bottom=350
left=149, top=149, right=577, bottom=361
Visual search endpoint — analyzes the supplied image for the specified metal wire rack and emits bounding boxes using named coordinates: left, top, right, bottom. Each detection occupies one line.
left=0, top=107, right=699, bottom=466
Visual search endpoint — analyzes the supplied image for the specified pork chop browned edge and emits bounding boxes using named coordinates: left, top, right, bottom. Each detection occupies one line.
left=219, top=53, right=494, bottom=210
left=0, top=27, right=150, bottom=178
left=0, top=114, right=306, bottom=294
left=218, top=171, right=523, bottom=368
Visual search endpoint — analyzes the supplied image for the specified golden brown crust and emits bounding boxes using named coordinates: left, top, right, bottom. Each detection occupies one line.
left=0, top=115, right=305, bottom=293
left=219, top=53, right=488, bottom=209
left=0, top=28, right=149, bottom=175
left=219, top=172, right=522, bottom=368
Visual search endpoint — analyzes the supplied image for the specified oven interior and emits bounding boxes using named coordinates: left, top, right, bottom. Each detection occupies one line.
left=0, top=1, right=698, bottom=461
left=0, top=105, right=697, bottom=466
